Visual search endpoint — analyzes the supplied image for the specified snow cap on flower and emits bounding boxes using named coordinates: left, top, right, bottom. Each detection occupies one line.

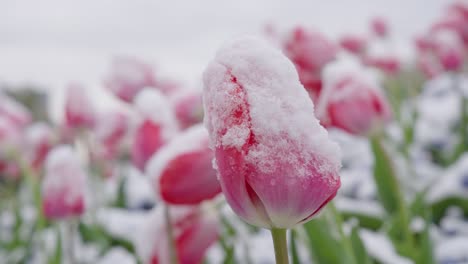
left=317, top=58, right=392, bottom=136
left=146, top=124, right=220, bottom=205
left=203, top=36, right=341, bottom=228
left=42, top=145, right=87, bottom=219
left=131, top=89, right=178, bottom=171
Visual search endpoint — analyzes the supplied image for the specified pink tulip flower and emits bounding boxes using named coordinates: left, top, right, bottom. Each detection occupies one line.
left=104, top=57, right=157, bottom=102
left=0, top=117, right=22, bottom=179
left=171, top=89, right=204, bottom=129
left=146, top=124, right=220, bottom=205
left=24, top=122, right=55, bottom=170
left=432, top=29, right=465, bottom=72
left=283, top=27, right=337, bottom=101
left=363, top=54, right=401, bottom=75
left=137, top=206, right=219, bottom=264
left=203, top=37, right=341, bottom=228
left=64, top=83, right=96, bottom=130
left=339, top=34, right=368, bottom=55
left=317, top=60, right=392, bottom=136
left=42, top=145, right=87, bottom=219
left=431, top=3, right=468, bottom=47
left=131, top=89, right=178, bottom=171
left=370, top=17, right=389, bottom=38
left=94, top=111, right=128, bottom=159
left=0, top=93, right=32, bottom=128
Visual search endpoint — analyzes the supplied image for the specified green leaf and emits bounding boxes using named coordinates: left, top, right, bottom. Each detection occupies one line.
left=341, top=211, right=383, bottom=231
left=350, top=226, right=372, bottom=264
left=371, top=136, right=415, bottom=259
left=78, top=222, right=136, bottom=256
left=112, top=177, right=127, bottom=208
left=431, top=197, right=468, bottom=223
left=303, top=216, right=347, bottom=264
left=370, top=136, right=405, bottom=214
left=416, top=209, right=435, bottom=264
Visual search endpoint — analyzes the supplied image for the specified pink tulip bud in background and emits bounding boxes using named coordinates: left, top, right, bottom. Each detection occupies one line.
left=432, top=29, right=465, bottom=72
left=363, top=54, right=401, bottom=75
left=415, top=29, right=465, bottom=75
left=370, top=17, right=389, bottom=38
left=339, top=34, right=368, bottom=55
left=146, top=124, right=220, bottom=205
left=432, top=2, right=468, bottom=47
left=417, top=53, right=442, bottom=79
left=284, top=27, right=337, bottom=74
left=131, top=89, right=178, bottom=171
left=203, top=37, right=341, bottom=228
left=171, top=89, right=204, bottom=129
left=42, top=145, right=87, bottom=220
left=137, top=206, right=219, bottom=264
left=94, top=111, right=128, bottom=159
left=0, top=116, right=22, bottom=179
left=317, top=60, right=392, bottom=136
left=283, top=27, right=337, bottom=102
left=24, top=122, right=55, bottom=170
left=0, top=93, right=32, bottom=128
left=64, top=83, right=96, bottom=130
left=105, top=57, right=157, bottom=103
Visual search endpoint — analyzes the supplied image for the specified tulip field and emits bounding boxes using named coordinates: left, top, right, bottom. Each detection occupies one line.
left=1, top=1, right=468, bottom=264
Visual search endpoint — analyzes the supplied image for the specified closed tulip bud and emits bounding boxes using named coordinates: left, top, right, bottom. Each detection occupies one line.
left=317, top=59, right=392, bottom=136
left=339, top=34, right=368, bottom=55
left=284, top=27, right=337, bottom=74
left=131, top=89, right=178, bottom=171
left=137, top=206, right=219, bottom=264
left=171, top=89, right=204, bottom=129
left=432, top=29, right=465, bottom=72
left=94, top=111, right=128, bottom=159
left=0, top=117, right=22, bottom=179
left=0, top=93, right=32, bottom=128
left=417, top=53, right=442, bottom=79
left=283, top=27, right=337, bottom=103
left=24, top=122, right=55, bottom=170
left=203, top=37, right=341, bottom=228
left=146, top=124, right=220, bottom=205
left=105, top=57, right=157, bottom=103
left=363, top=54, right=401, bottom=75
left=42, top=145, right=87, bottom=219
left=64, top=83, right=96, bottom=129
left=370, top=17, right=389, bottom=38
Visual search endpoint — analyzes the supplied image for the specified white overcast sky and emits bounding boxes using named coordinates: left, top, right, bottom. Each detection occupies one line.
left=0, top=0, right=451, bottom=91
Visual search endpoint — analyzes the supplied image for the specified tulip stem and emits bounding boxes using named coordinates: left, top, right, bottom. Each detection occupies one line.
left=65, top=219, right=77, bottom=264
left=271, top=228, right=289, bottom=264
left=164, top=204, right=179, bottom=264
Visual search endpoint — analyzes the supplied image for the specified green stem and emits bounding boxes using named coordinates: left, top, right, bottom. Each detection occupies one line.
left=164, top=204, right=179, bottom=264
left=66, top=219, right=77, bottom=264
left=271, top=228, right=289, bottom=264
